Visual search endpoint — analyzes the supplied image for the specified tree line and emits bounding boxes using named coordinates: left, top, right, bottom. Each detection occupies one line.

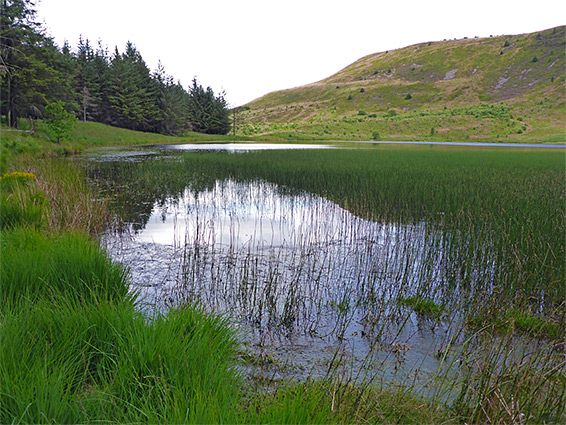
left=1, top=0, right=231, bottom=135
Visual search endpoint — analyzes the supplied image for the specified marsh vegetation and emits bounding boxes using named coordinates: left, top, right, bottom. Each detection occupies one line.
left=91, top=144, right=564, bottom=422
left=2, top=143, right=564, bottom=423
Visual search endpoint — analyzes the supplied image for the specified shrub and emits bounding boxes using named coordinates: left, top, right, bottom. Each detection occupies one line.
left=405, top=93, right=412, bottom=100
left=44, top=101, right=78, bottom=143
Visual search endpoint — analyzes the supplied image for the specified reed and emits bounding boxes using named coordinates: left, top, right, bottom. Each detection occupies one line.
left=78, top=145, right=566, bottom=423
left=90, top=147, right=565, bottom=319
left=10, top=155, right=110, bottom=234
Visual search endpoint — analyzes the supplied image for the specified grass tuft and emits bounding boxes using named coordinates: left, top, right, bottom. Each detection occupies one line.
left=0, top=228, right=130, bottom=308
left=0, top=301, right=242, bottom=424
left=397, top=296, right=445, bottom=317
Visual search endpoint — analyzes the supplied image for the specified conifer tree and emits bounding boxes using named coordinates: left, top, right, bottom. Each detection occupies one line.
left=0, top=0, right=72, bottom=126
left=187, top=78, right=230, bottom=135
left=1, top=5, right=230, bottom=136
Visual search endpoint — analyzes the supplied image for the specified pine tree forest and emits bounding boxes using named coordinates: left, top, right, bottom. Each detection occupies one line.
left=0, top=0, right=231, bottom=135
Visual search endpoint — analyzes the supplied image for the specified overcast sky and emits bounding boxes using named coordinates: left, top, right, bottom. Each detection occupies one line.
left=35, top=0, right=564, bottom=106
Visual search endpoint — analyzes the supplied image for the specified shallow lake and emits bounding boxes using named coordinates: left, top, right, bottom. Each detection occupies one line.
left=84, top=142, right=558, bottom=391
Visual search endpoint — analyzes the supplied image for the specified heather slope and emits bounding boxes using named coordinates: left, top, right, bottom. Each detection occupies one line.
left=239, top=26, right=565, bottom=142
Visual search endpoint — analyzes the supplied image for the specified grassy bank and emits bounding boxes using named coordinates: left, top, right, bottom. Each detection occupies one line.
left=239, top=26, right=565, bottom=143
left=0, top=159, right=244, bottom=423
left=0, top=119, right=247, bottom=173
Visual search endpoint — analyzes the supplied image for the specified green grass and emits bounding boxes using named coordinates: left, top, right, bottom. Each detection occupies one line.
left=397, top=296, right=445, bottom=318
left=0, top=171, right=46, bottom=230
left=448, top=329, right=566, bottom=424
left=242, top=380, right=444, bottom=424
left=468, top=307, right=564, bottom=340
left=0, top=228, right=130, bottom=308
left=2, top=99, right=564, bottom=424
left=0, top=119, right=247, bottom=173
left=0, top=301, right=243, bottom=424
left=239, top=26, right=565, bottom=143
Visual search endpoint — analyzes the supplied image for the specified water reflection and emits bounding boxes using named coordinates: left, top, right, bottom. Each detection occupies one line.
left=104, top=178, right=460, bottom=384
left=139, top=180, right=388, bottom=249
left=159, top=142, right=335, bottom=151
left=88, top=148, right=562, bottom=408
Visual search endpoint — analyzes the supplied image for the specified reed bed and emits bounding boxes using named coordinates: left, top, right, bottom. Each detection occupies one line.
left=88, top=145, right=565, bottom=423
left=92, top=148, right=565, bottom=321
left=4, top=145, right=562, bottom=423
left=12, top=156, right=111, bottom=234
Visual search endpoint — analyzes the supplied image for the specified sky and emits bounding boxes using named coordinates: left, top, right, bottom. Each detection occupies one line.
left=35, top=0, right=565, bottom=107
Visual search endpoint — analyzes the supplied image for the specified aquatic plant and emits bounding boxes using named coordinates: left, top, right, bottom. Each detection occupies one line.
left=397, top=296, right=445, bottom=318
left=84, top=144, right=565, bottom=423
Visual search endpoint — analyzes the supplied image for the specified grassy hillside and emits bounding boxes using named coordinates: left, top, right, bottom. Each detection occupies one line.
left=239, top=26, right=565, bottom=143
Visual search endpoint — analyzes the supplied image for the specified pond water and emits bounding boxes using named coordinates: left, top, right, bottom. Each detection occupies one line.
left=158, top=142, right=336, bottom=151
left=87, top=143, right=554, bottom=392
left=104, top=178, right=457, bottom=384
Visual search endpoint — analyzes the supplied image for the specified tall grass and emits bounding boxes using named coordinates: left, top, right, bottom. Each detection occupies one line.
left=0, top=228, right=130, bottom=308
left=445, top=330, right=566, bottom=423
left=241, top=380, right=443, bottom=424
left=0, top=300, right=242, bottom=424
left=1, top=156, right=253, bottom=424
left=0, top=171, right=45, bottom=229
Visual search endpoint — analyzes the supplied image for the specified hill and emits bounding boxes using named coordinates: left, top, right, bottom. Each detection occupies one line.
left=237, top=26, right=565, bottom=143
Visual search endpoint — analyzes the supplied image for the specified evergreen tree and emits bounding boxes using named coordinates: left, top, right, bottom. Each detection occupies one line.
left=1, top=6, right=230, bottom=136
left=187, top=78, right=230, bottom=135
left=74, top=36, right=98, bottom=121
left=153, top=62, right=190, bottom=135
left=0, top=0, right=71, bottom=126
left=106, top=42, right=160, bottom=132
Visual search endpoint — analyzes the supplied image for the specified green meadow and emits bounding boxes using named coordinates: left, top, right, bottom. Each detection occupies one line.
left=1, top=131, right=564, bottom=424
